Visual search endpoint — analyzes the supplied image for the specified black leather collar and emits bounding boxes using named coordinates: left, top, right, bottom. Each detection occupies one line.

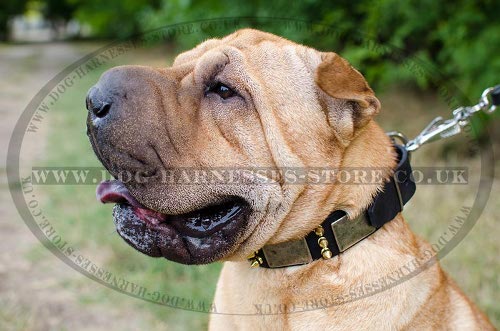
left=248, top=144, right=416, bottom=268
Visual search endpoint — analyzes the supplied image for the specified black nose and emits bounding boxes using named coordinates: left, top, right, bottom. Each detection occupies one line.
left=86, top=86, right=112, bottom=118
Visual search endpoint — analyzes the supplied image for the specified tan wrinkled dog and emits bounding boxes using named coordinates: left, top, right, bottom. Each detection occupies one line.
left=87, top=29, right=494, bottom=330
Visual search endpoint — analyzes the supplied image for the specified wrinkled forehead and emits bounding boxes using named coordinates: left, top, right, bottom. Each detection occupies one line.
left=172, top=30, right=290, bottom=66
left=171, top=30, right=320, bottom=85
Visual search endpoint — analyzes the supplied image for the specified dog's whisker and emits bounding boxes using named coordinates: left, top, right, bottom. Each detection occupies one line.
left=108, top=228, right=118, bottom=236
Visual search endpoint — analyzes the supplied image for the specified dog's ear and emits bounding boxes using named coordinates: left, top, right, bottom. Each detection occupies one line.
left=315, top=52, right=380, bottom=146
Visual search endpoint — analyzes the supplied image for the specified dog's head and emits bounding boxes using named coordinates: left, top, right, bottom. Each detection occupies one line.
left=86, top=29, right=393, bottom=264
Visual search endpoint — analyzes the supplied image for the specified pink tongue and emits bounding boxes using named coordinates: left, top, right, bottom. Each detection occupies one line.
left=96, top=180, right=143, bottom=208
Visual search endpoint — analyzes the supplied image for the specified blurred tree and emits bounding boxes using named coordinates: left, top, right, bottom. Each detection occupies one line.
left=0, top=0, right=29, bottom=41
left=41, top=0, right=78, bottom=38
left=70, top=0, right=161, bottom=38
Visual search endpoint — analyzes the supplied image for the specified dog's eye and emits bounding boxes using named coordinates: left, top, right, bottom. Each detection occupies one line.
left=205, top=82, right=236, bottom=100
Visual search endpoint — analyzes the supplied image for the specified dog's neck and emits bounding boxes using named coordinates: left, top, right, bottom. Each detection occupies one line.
left=333, top=120, right=397, bottom=218
left=281, top=119, right=398, bottom=238
left=273, top=120, right=397, bottom=241
left=246, top=120, right=414, bottom=268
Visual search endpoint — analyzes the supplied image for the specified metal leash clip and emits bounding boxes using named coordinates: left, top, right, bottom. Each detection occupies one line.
left=389, top=85, right=500, bottom=152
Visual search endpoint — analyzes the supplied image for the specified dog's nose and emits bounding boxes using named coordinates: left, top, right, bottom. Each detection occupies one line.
left=86, top=86, right=112, bottom=118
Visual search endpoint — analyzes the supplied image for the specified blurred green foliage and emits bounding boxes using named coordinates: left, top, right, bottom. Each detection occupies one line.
left=42, top=0, right=76, bottom=23
left=0, top=0, right=28, bottom=41
left=133, top=0, right=500, bottom=103
left=69, top=0, right=161, bottom=38
left=4, top=0, right=499, bottom=130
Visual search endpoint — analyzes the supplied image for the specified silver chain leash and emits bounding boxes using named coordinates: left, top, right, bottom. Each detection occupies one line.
left=388, top=85, right=500, bottom=152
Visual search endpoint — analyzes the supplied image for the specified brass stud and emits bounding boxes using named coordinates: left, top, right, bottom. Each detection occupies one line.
left=248, top=251, right=263, bottom=268
left=318, top=237, right=328, bottom=248
left=321, top=248, right=333, bottom=259
left=314, top=226, right=332, bottom=259
left=314, top=226, right=324, bottom=236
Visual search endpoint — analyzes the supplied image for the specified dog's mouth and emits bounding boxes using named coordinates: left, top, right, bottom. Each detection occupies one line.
left=96, top=180, right=250, bottom=264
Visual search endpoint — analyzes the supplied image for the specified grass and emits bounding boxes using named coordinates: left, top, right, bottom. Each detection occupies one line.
left=378, top=88, right=500, bottom=326
left=0, top=298, right=35, bottom=331
left=31, top=46, right=499, bottom=329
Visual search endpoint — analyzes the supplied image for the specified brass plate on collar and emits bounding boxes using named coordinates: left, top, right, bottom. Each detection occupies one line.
left=331, top=214, right=376, bottom=252
left=262, top=239, right=313, bottom=268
